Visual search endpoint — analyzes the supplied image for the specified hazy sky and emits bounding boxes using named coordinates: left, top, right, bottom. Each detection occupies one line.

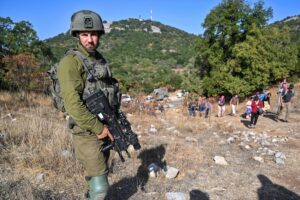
left=1, top=0, right=300, bottom=40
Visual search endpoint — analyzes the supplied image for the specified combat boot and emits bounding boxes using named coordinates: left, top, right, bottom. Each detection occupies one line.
left=88, top=175, right=109, bottom=200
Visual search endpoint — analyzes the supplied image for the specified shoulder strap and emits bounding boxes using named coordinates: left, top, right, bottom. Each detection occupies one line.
left=65, top=49, right=93, bottom=77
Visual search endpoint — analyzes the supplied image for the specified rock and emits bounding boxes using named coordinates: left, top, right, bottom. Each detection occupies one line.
left=248, top=132, right=256, bottom=136
left=166, top=192, right=186, bottom=200
left=272, top=138, right=278, bottom=143
left=274, top=158, right=285, bottom=165
left=164, top=166, right=179, bottom=179
left=61, top=150, right=72, bottom=159
left=36, top=173, right=47, bottom=182
left=245, top=145, right=251, bottom=150
left=242, top=135, right=250, bottom=142
left=213, top=156, right=228, bottom=165
left=280, top=137, right=288, bottom=142
left=149, top=125, right=157, bottom=133
left=185, top=136, right=197, bottom=143
left=127, top=145, right=135, bottom=153
left=267, top=149, right=276, bottom=156
left=274, top=152, right=286, bottom=165
left=149, top=171, right=157, bottom=178
left=261, top=139, right=271, bottom=146
left=253, top=156, right=264, bottom=163
left=227, top=137, right=235, bottom=144
left=166, top=127, right=176, bottom=131
left=275, top=152, right=286, bottom=159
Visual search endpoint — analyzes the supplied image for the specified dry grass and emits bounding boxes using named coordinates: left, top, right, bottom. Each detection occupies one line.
left=1, top=91, right=84, bottom=199
left=1, top=86, right=300, bottom=200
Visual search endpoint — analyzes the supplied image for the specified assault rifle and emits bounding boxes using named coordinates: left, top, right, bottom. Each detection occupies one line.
left=84, top=90, right=141, bottom=162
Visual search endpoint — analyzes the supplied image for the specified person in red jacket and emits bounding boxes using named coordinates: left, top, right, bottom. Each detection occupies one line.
left=249, top=96, right=263, bottom=128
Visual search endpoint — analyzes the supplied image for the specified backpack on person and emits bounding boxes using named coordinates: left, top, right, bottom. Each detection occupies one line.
left=47, top=61, right=65, bottom=112
left=282, top=91, right=294, bottom=103
left=47, top=49, right=94, bottom=113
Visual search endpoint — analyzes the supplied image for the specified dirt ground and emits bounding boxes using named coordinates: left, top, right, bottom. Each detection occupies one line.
left=0, top=85, right=300, bottom=200
left=115, top=96, right=299, bottom=200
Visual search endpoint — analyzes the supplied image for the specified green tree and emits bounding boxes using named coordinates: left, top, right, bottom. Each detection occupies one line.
left=181, top=57, right=203, bottom=94
left=0, top=17, right=39, bottom=55
left=195, top=0, right=297, bottom=97
left=0, top=17, right=54, bottom=90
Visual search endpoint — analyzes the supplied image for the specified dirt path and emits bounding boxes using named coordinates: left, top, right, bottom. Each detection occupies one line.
left=113, top=87, right=300, bottom=200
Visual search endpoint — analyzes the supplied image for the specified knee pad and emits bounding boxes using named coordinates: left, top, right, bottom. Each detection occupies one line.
left=88, top=175, right=109, bottom=200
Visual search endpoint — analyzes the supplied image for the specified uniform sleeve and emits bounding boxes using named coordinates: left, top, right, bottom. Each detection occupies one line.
left=57, top=55, right=104, bottom=134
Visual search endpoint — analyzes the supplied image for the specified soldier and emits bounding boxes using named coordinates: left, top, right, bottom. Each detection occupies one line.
left=57, top=10, right=117, bottom=199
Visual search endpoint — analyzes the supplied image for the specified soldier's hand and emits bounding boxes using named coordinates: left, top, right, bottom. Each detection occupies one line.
left=98, top=126, right=114, bottom=141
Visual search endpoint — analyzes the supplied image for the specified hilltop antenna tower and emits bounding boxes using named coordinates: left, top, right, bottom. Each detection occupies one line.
left=150, top=9, right=153, bottom=21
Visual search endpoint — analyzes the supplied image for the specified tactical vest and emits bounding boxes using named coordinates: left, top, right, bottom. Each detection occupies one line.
left=65, top=49, right=121, bottom=111
left=48, top=49, right=121, bottom=117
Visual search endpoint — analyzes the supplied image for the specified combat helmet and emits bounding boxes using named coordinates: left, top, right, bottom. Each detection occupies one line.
left=70, top=10, right=105, bottom=36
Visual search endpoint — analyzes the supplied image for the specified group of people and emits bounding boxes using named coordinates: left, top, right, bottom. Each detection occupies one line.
left=188, top=97, right=211, bottom=118
left=247, top=80, right=295, bottom=127
left=243, top=91, right=271, bottom=128
left=187, top=94, right=239, bottom=118
left=187, top=79, right=296, bottom=129
left=217, top=95, right=239, bottom=117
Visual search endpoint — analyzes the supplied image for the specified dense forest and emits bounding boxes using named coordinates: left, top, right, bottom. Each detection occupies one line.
left=0, top=0, right=299, bottom=97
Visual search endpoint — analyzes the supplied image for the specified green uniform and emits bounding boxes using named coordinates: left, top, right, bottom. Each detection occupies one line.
left=57, top=43, right=107, bottom=177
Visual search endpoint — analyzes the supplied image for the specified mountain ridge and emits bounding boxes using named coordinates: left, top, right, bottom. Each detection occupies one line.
left=45, top=18, right=198, bottom=92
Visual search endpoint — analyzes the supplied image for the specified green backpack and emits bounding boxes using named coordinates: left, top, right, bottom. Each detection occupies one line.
left=47, top=62, right=65, bottom=112
left=47, top=49, right=89, bottom=112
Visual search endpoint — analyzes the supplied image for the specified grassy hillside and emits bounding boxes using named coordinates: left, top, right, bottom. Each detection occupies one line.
left=271, top=15, right=300, bottom=43
left=45, top=19, right=198, bottom=93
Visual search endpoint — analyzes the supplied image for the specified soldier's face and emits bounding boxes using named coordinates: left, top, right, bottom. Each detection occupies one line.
left=79, top=32, right=99, bottom=52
